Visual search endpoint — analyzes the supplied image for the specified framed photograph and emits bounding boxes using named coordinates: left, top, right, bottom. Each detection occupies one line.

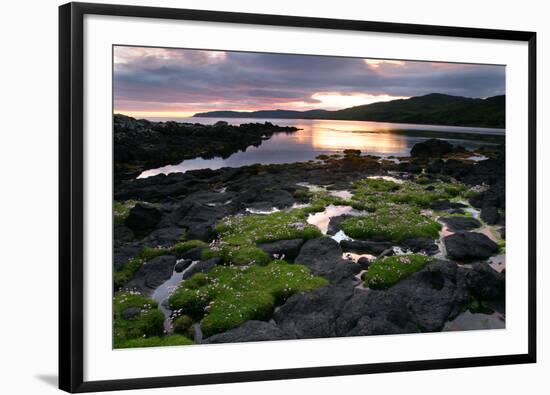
left=59, top=2, right=537, bottom=392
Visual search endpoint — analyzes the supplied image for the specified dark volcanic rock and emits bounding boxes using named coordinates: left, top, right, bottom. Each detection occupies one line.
left=295, top=237, right=356, bottom=284
left=257, top=239, right=304, bottom=260
left=113, top=245, right=141, bottom=270
left=430, top=200, right=467, bottom=211
left=125, top=203, right=162, bottom=233
left=341, top=261, right=471, bottom=335
left=465, top=262, right=505, bottom=301
left=175, top=203, right=228, bottom=241
left=181, top=257, right=222, bottom=280
left=357, top=257, right=372, bottom=270
left=174, top=259, right=192, bottom=273
left=469, top=180, right=505, bottom=209
left=114, top=224, right=134, bottom=242
left=274, top=285, right=354, bottom=339
left=179, top=246, right=204, bottom=261
left=339, top=239, right=391, bottom=255
left=443, top=232, right=499, bottom=261
left=203, top=320, right=289, bottom=343
left=411, top=139, right=453, bottom=158
left=480, top=206, right=501, bottom=225
left=339, top=290, right=419, bottom=336
left=400, top=237, right=439, bottom=255
left=124, top=255, right=176, bottom=293
left=440, top=216, right=482, bottom=232
left=142, top=227, right=186, bottom=247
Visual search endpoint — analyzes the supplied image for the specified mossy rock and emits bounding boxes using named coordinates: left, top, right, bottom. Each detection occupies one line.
left=341, top=205, right=441, bottom=242
left=351, top=177, right=468, bottom=209
left=172, top=315, right=194, bottom=337
left=171, top=239, right=207, bottom=254
left=169, top=261, right=327, bottom=337
left=203, top=244, right=271, bottom=266
left=113, top=292, right=165, bottom=348
left=113, top=200, right=138, bottom=225
left=215, top=210, right=321, bottom=245
left=364, top=254, right=433, bottom=289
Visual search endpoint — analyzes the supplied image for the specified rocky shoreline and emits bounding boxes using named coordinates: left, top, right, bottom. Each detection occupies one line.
left=114, top=114, right=299, bottom=182
left=112, top=124, right=506, bottom=348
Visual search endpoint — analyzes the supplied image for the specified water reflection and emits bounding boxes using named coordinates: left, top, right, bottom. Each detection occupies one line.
left=138, top=117, right=504, bottom=178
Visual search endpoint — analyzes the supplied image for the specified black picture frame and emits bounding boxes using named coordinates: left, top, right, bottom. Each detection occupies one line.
left=59, top=2, right=537, bottom=392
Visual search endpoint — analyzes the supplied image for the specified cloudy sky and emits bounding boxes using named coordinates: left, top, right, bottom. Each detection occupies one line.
left=113, top=46, right=505, bottom=118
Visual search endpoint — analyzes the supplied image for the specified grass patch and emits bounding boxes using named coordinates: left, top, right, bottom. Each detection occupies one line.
left=171, top=239, right=208, bottom=254
left=350, top=178, right=468, bottom=210
left=303, top=192, right=350, bottom=213
left=169, top=261, right=327, bottom=337
left=203, top=244, right=271, bottom=266
left=113, top=291, right=166, bottom=348
left=364, top=254, right=433, bottom=289
left=341, top=205, right=441, bottom=242
left=215, top=210, right=322, bottom=245
left=115, top=335, right=194, bottom=349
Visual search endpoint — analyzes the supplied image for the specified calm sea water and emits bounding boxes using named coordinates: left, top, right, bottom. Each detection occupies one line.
left=139, top=117, right=504, bottom=178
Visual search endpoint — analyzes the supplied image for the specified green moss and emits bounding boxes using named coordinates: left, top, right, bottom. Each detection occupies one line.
left=169, top=261, right=328, bottom=337
left=172, top=315, right=194, bottom=337
left=113, top=292, right=166, bottom=348
left=467, top=298, right=494, bottom=314
left=364, top=254, right=433, bottom=289
left=215, top=210, right=321, bottom=245
left=353, top=178, right=400, bottom=193
left=204, top=209, right=322, bottom=266
left=113, top=200, right=137, bottom=224
left=351, top=177, right=468, bottom=209
left=303, top=192, right=350, bottom=213
left=341, top=205, right=441, bottom=242
left=293, top=189, right=310, bottom=200
left=172, top=239, right=207, bottom=254
left=203, top=244, right=271, bottom=266
left=115, top=335, right=194, bottom=349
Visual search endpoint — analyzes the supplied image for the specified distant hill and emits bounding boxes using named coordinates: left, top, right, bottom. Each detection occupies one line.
left=194, top=109, right=331, bottom=119
left=194, top=93, right=505, bottom=128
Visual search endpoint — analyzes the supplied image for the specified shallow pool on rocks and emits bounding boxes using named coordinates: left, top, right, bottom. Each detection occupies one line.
left=306, top=205, right=364, bottom=234
left=151, top=260, right=199, bottom=334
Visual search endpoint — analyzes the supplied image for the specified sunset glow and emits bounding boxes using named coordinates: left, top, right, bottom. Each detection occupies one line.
left=114, top=46, right=505, bottom=119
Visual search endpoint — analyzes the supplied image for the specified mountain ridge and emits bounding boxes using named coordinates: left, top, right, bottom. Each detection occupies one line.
left=193, top=93, right=505, bottom=128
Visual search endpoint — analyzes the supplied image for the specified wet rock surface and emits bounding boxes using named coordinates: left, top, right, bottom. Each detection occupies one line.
left=443, top=232, right=499, bottom=261
left=202, top=320, right=289, bottom=344
left=440, top=216, right=482, bottom=232
left=257, top=239, right=305, bottom=260
left=339, top=239, right=392, bottom=255
left=125, top=203, right=162, bottom=234
left=411, top=138, right=454, bottom=158
left=124, top=255, right=177, bottom=294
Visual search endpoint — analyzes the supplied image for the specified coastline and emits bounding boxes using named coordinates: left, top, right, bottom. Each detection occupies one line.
left=113, top=117, right=506, bottom=348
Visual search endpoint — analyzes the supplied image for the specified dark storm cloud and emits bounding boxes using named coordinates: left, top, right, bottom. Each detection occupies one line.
left=113, top=46, right=505, bottom=113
